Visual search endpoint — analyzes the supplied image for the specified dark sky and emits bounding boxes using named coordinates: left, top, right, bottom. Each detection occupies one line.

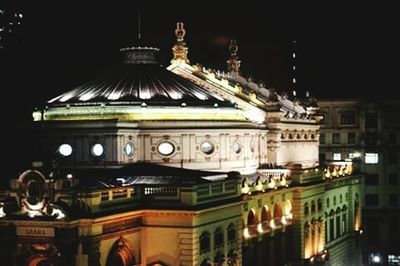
left=0, top=2, right=399, bottom=173
left=2, top=3, right=400, bottom=105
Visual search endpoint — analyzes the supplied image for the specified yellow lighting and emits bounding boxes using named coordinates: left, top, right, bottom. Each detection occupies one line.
left=280, top=178, right=287, bottom=187
left=268, top=179, right=276, bottom=189
left=257, top=223, right=264, bottom=233
left=241, top=182, right=250, bottom=194
left=243, top=227, right=251, bottom=239
left=269, top=220, right=276, bottom=229
left=0, top=205, right=5, bottom=218
left=256, top=180, right=263, bottom=191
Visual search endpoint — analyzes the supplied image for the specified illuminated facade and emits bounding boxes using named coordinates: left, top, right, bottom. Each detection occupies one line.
left=0, top=23, right=362, bottom=266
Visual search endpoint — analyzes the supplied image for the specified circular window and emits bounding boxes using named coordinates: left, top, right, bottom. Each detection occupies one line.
left=58, top=144, right=72, bottom=157
left=233, top=142, right=241, bottom=154
left=201, top=141, right=215, bottom=155
left=92, top=143, right=104, bottom=157
left=158, top=142, right=175, bottom=156
left=125, top=142, right=135, bottom=157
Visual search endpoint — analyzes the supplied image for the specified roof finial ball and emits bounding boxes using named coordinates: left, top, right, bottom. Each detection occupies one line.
left=171, top=22, right=189, bottom=64
left=229, top=39, right=238, bottom=56
left=227, top=39, right=241, bottom=75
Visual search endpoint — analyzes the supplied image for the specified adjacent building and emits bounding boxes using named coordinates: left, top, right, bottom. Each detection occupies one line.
left=319, top=99, right=400, bottom=265
left=0, top=22, right=362, bottom=266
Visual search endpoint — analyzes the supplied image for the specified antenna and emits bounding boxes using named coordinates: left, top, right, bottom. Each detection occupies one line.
left=138, top=9, right=141, bottom=40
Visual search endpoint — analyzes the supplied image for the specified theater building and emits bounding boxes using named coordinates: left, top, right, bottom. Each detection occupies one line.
left=0, top=23, right=362, bottom=266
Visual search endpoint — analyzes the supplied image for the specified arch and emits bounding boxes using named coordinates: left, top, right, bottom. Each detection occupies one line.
left=261, top=206, right=271, bottom=223
left=227, top=223, right=236, bottom=242
left=24, top=244, right=60, bottom=266
left=214, top=227, right=224, bottom=248
left=304, top=202, right=309, bottom=215
left=26, top=254, right=51, bottom=266
left=273, top=203, right=283, bottom=225
left=106, top=237, right=135, bottom=266
left=283, top=199, right=292, bottom=216
left=247, top=208, right=258, bottom=226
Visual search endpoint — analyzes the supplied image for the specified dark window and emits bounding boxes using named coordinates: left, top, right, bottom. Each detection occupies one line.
left=329, top=218, right=335, bottom=240
left=311, top=201, right=316, bottom=213
left=388, top=153, right=397, bottom=165
left=200, top=232, right=211, bottom=253
left=227, top=224, right=236, bottom=242
left=347, top=132, right=356, bottom=144
left=214, top=228, right=224, bottom=248
left=317, top=199, right=322, bottom=210
left=365, top=113, right=378, bottom=129
left=389, top=194, right=398, bottom=206
left=320, top=133, right=326, bottom=144
left=342, top=213, right=347, bottom=233
left=304, top=203, right=309, bottom=215
left=340, top=112, right=356, bottom=125
left=389, top=132, right=397, bottom=144
left=365, top=174, right=379, bottom=186
left=389, top=173, right=398, bottom=186
left=319, top=153, right=326, bottom=162
left=365, top=194, right=379, bottom=206
left=336, top=215, right=341, bottom=238
left=332, top=133, right=340, bottom=144
left=366, top=133, right=378, bottom=146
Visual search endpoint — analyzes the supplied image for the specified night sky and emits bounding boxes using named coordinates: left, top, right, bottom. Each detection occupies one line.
left=0, top=2, right=399, bottom=173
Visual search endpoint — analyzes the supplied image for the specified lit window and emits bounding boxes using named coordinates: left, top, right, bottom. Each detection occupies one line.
left=58, top=144, right=72, bottom=157
left=158, top=142, right=175, bottom=156
left=365, top=153, right=379, bottom=164
left=233, top=142, right=241, bottom=154
left=333, top=153, right=341, bottom=161
left=125, top=142, right=134, bottom=157
left=91, top=143, right=104, bottom=157
left=201, top=141, right=214, bottom=155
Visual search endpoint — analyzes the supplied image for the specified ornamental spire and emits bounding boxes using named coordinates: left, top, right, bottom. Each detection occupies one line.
left=227, top=39, right=241, bottom=75
left=171, top=22, right=189, bottom=64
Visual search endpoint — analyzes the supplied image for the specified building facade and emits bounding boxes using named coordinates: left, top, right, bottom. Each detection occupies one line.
left=0, top=23, right=362, bottom=266
left=319, top=99, right=400, bottom=265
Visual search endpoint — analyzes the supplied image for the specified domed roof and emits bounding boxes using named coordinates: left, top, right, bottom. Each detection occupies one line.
left=35, top=46, right=245, bottom=122
left=48, top=47, right=231, bottom=108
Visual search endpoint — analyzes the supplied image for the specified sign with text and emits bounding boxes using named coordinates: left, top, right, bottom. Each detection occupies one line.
left=16, top=226, right=55, bottom=237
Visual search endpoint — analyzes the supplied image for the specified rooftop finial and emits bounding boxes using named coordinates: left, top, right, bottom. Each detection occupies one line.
left=227, top=39, right=241, bottom=75
left=171, top=22, right=189, bottom=64
left=138, top=9, right=142, bottom=40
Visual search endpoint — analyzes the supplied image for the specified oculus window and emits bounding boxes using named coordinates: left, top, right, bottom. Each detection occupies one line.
left=58, top=144, right=72, bottom=157
left=201, top=141, right=214, bottom=155
left=92, top=143, right=104, bottom=157
left=158, top=142, right=175, bottom=156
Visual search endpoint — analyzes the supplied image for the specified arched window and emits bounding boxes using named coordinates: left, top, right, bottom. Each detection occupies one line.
left=311, top=200, right=316, bottom=213
left=214, top=227, right=224, bottom=248
left=200, top=231, right=211, bottom=253
left=261, top=206, right=271, bottom=223
left=336, top=207, right=341, bottom=238
left=247, top=209, right=258, bottom=227
left=106, top=237, right=135, bottom=266
left=329, top=210, right=335, bottom=241
left=227, top=223, right=236, bottom=242
left=304, top=202, right=309, bottom=215
left=317, top=199, right=322, bottom=210
left=273, top=203, right=283, bottom=225
left=342, top=205, right=347, bottom=233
